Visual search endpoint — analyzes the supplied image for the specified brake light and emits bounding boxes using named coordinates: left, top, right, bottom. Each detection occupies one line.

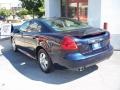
left=61, top=36, right=78, bottom=50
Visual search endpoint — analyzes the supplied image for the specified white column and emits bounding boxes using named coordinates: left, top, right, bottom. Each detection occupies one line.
left=100, top=0, right=120, bottom=34
left=45, top=0, right=49, bottom=17
left=45, top=0, right=61, bottom=17
left=88, top=0, right=101, bottom=28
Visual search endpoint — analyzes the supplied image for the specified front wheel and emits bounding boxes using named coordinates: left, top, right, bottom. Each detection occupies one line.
left=38, top=49, right=54, bottom=73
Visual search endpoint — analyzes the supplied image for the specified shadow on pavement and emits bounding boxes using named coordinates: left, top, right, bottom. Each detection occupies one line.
left=1, top=49, right=98, bottom=84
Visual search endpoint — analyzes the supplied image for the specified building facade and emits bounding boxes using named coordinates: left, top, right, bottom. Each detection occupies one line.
left=45, top=0, right=120, bottom=34
left=0, top=2, right=21, bottom=10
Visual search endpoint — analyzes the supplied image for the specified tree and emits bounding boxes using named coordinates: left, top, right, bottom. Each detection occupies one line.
left=20, top=0, right=45, bottom=18
left=0, top=9, right=12, bottom=17
left=16, top=8, right=29, bottom=18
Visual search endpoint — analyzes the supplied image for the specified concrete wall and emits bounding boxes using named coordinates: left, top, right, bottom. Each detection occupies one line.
left=88, top=0, right=120, bottom=34
left=45, top=0, right=61, bottom=17
left=100, top=0, right=120, bottom=34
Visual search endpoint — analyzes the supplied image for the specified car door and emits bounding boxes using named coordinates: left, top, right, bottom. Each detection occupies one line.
left=14, top=21, right=30, bottom=49
left=22, top=20, right=42, bottom=56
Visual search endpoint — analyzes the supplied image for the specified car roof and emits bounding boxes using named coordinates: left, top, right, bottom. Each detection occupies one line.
left=0, top=16, right=5, bottom=20
left=34, top=17, right=69, bottom=22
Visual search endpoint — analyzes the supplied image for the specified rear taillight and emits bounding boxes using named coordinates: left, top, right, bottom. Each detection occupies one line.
left=61, top=36, right=78, bottom=50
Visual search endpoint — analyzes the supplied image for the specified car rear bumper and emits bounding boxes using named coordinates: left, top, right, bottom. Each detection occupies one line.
left=55, top=45, right=113, bottom=69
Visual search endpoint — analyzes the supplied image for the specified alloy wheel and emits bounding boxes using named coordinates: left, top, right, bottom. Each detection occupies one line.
left=39, top=52, right=49, bottom=71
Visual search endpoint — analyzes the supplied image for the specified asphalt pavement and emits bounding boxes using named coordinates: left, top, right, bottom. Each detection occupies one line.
left=0, top=39, right=120, bottom=90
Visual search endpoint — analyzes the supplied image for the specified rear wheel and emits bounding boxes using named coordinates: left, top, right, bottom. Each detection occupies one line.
left=38, top=49, right=54, bottom=73
left=12, top=39, right=17, bottom=52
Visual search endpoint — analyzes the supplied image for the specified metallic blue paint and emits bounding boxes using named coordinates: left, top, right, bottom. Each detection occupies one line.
left=12, top=17, right=113, bottom=70
left=65, top=45, right=113, bottom=61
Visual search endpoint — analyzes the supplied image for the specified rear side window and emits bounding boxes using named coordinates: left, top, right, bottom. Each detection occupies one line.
left=44, top=18, right=88, bottom=32
left=28, top=21, right=42, bottom=32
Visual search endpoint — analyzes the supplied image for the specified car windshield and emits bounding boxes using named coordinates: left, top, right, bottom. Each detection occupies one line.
left=44, top=18, right=89, bottom=32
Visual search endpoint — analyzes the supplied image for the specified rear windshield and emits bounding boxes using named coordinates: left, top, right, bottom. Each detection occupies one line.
left=44, top=18, right=89, bottom=32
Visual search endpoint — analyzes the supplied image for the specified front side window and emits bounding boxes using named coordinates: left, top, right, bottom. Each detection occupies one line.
left=20, top=21, right=30, bottom=32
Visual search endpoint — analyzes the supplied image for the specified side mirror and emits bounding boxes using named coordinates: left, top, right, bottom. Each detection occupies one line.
left=13, top=29, right=20, bottom=33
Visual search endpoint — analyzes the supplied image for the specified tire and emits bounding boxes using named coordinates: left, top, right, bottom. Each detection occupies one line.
left=38, top=49, right=54, bottom=73
left=12, top=39, right=17, bottom=52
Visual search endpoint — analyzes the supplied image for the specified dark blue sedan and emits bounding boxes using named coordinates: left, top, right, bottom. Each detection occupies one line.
left=11, top=17, right=113, bottom=73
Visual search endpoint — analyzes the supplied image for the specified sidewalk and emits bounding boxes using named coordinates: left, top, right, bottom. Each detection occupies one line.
left=111, top=34, right=120, bottom=51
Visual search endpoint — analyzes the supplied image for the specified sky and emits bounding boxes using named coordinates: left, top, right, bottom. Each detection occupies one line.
left=0, top=0, right=20, bottom=3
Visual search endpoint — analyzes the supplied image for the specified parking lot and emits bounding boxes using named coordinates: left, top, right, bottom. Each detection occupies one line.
left=0, top=39, right=120, bottom=90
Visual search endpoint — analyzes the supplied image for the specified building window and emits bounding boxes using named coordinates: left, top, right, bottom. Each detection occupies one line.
left=61, top=0, right=88, bottom=22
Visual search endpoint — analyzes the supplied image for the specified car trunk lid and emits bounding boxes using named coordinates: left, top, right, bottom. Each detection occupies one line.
left=61, top=27, right=110, bottom=54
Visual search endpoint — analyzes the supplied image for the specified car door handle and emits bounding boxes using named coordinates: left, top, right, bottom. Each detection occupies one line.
left=32, top=35, right=35, bottom=39
left=33, top=37, right=36, bottom=39
left=32, top=36, right=39, bottom=39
